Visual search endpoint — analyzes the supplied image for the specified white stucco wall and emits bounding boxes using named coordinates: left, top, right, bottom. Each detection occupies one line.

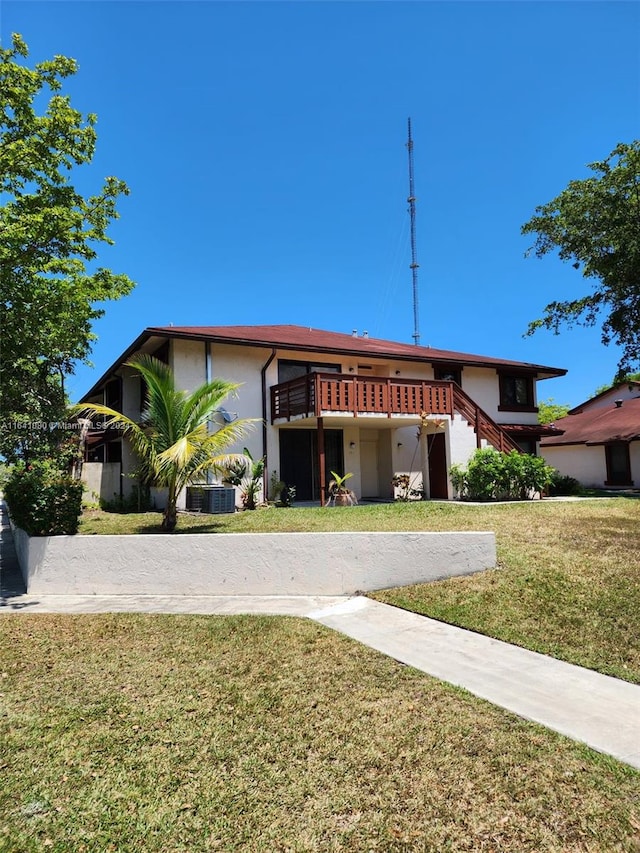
left=576, top=385, right=640, bottom=411
left=15, top=529, right=496, bottom=596
left=82, top=462, right=122, bottom=504
left=541, top=445, right=606, bottom=487
left=632, top=442, right=640, bottom=485
left=172, top=339, right=207, bottom=393
left=210, top=342, right=268, bottom=464
left=542, top=441, right=640, bottom=488
left=460, top=367, right=540, bottom=426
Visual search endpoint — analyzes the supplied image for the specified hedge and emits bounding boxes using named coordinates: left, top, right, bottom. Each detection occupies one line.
left=4, top=461, right=84, bottom=536
left=450, top=448, right=555, bottom=501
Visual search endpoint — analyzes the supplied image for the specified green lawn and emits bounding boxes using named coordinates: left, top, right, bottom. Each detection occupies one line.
left=1, top=614, right=638, bottom=852
left=79, top=499, right=640, bottom=683
left=370, top=499, right=640, bottom=684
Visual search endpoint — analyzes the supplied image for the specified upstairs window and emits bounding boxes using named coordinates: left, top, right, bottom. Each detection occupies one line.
left=499, top=374, right=536, bottom=412
left=278, top=360, right=341, bottom=383
left=152, top=340, right=170, bottom=364
left=434, top=365, right=462, bottom=386
left=104, top=378, right=122, bottom=412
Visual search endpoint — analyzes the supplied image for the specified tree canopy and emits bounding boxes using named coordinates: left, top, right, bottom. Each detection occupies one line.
left=522, top=141, right=640, bottom=380
left=0, top=34, right=134, bottom=461
left=537, top=398, right=570, bottom=425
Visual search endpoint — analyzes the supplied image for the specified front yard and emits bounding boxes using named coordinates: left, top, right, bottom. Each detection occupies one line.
left=1, top=614, right=638, bottom=852
left=2, top=498, right=638, bottom=850
left=79, top=498, right=640, bottom=683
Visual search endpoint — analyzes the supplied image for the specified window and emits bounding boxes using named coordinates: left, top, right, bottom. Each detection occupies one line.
left=152, top=340, right=170, bottom=364
left=278, top=360, right=341, bottom=383
left=105, top=378, right=122, bottom=412
left=499, top=374, right=536, bottom=411
left=106, top=441, right=122, bottom=464
left=605, top=443, right=632, bottom=486
left=434, top=365, right=462, bottom=386
left=87, top=444, right=105, bottom=463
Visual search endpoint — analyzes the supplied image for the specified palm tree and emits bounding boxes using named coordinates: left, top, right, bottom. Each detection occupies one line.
left=74, top=354, right=255, bottom=531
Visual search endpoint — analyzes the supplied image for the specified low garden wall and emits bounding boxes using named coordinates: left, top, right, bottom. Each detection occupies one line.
left=13, top=529, right=496, bottom=596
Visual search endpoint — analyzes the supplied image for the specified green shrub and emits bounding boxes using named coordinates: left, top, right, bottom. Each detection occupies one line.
left=547, top=470, right=583, bottom=496
left=502, top=450, right=554, bottom=500
left=461, top=448, right=509, bottom=501
left=221, top=448, right=265, bottom=510
left=451, top=448, right=554, bottom=501
left=4, top=460, right=84, bottom=535
left=101, top=484, right=153, bottom=513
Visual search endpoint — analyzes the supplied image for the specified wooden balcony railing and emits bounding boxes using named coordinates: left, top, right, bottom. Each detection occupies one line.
left=271, top=373, right=523, bottom=454
left=271, top=373, right=454, bottom=421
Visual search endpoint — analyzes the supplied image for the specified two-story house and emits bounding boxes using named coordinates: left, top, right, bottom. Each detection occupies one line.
left=80, top=325, right=566, bottom=507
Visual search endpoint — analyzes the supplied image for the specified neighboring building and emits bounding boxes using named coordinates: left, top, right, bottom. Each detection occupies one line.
left=541, top=382, right=640, bottom=490
left=80, top=325, right=566, bottom=506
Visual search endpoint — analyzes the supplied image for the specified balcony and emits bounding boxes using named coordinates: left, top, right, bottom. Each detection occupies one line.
left=271, top=373, right=454, bottom=423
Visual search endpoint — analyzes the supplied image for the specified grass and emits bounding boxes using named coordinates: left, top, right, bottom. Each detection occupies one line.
left=79, top=499, right=640, bottom=683
left=369, top=499, right=640, bottom=684
left=1, top=614, right=639, bottom=852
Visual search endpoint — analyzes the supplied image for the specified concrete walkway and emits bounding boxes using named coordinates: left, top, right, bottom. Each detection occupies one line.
left=309, top=596, right=640, bottom=770
left=2, top=503, right=639, bottom=770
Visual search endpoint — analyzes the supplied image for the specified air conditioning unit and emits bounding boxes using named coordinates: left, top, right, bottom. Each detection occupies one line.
left=186, top=485, right=236, bottom=514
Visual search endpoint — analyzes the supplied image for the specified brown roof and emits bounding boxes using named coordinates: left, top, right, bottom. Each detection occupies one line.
left=541, top=396, right=640, bottom=446
left=503, top=423, right=563, bottom=437
left=81, top=324, right=566, bottom=401
left=147, top=324, right=566, bottom=375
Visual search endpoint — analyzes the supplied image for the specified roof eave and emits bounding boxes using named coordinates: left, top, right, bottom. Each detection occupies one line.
left=79, top=325, right=566, bottom=401
left=146, top=326, right=567, bottom=377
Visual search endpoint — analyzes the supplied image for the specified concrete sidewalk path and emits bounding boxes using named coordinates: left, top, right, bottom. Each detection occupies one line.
left=308, top=596, right=640, bottom=770
left=0, top=592, right=349, bottom=616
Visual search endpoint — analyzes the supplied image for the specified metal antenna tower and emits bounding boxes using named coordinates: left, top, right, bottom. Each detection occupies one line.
left=406, top=117, right=420, bottom=345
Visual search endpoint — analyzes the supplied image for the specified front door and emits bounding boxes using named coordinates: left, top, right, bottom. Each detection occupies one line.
left=360, top=438, right=380, bottom=498
left=427, top=432, right=449, bottom=499
left=279, top=429, right=344, bottom=501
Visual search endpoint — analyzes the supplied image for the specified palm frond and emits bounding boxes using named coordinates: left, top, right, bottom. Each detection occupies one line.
left=76, top=355, right=257, bottom=528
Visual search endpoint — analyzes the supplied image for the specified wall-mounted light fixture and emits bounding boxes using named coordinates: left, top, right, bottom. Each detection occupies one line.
left=349, top=441, right=356, bottom=449
left=348, top=367, right=355, bottom=373
left=395, top=370, right=401, bottom=376
left=397, top=442, right=403, bottom=448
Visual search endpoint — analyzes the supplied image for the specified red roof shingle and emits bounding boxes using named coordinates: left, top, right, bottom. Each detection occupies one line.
left=147, top=324, right=566, bottom=375
left=541, top=396, right=640, bottom=446
left=81, top=324, right=566, bottom=401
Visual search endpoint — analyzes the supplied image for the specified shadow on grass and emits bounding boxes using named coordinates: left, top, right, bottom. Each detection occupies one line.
left=81, top=509, right=231, bottom=535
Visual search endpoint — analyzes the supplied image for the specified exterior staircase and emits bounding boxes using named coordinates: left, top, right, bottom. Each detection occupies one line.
left=451, top=384, right=522, bottom=454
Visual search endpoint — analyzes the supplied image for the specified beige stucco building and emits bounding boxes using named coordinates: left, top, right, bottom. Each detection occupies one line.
left=80, top=325, right=565, bottom=507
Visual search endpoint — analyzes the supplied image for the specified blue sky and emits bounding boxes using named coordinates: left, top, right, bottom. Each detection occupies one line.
left=4, top=1, right=639, bottom=408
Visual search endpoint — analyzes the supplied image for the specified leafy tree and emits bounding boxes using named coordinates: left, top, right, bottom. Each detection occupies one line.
left=537, top=398, right=570, bottom=424
left=74, top=355, right=255, bottom=531
left=522, top=141, right=640, bottom=380
left=0, top=34, right=134, bottom=461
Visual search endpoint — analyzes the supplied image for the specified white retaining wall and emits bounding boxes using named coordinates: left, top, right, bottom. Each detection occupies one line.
left=13, top=529, right=496, bottom=596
